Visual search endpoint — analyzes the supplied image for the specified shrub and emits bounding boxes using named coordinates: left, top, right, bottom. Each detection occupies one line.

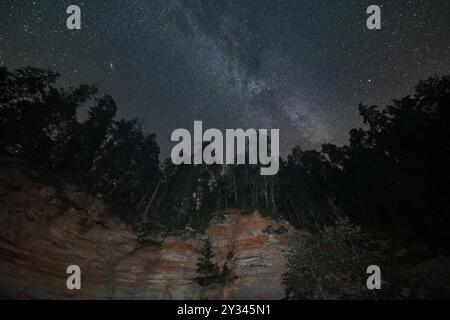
left=285, top=216, right=384, bottom=299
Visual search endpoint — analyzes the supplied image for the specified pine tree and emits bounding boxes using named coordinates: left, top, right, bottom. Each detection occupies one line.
left=194, top=238, right=220, bottom=287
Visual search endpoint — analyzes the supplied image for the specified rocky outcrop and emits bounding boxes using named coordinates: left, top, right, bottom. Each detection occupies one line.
left=0, top=165, right=298, bottom=299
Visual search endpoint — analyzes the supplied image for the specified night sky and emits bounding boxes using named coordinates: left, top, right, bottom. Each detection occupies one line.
left=1, top=0, right=449, bottom=157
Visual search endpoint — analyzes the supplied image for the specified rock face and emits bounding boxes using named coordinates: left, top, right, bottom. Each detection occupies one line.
left=0, top=165, right=298, bottom=300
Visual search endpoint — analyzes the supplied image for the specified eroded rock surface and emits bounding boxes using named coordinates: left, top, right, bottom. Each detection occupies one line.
left=0, top=166, right=297, bottom=299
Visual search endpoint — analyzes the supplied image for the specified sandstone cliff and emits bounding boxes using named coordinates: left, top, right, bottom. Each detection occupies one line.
left=0, top=165, right=298, bottom=299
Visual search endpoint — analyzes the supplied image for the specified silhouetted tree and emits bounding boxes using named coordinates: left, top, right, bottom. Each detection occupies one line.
left=0, top=66, right=160, bottom=223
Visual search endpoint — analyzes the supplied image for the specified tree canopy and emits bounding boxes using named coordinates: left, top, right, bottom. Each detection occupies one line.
left=2, top=66, right=449, bottom=237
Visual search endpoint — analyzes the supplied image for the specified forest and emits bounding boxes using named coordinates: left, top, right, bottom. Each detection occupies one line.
left=0, top=67, right=450, bottom=298
left=1, top=65, right=449, bottom=242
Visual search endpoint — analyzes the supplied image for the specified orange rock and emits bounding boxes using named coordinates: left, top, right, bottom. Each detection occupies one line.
left=0, top=168, right=298, bottom=300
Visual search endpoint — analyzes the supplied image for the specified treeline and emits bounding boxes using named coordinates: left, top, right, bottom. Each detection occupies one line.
left=0, top=66, right=160, bottom=222
left=304, top=75, right=450, bottom=233
left=163, top=73, right=450, bottom=236
left=0, top=66, right=277, bottom=228
left=138, top=161, right=279, bottom=233
left=278, top=75, right=450, bottom=236
left=1, top=66, right=449, bottom=237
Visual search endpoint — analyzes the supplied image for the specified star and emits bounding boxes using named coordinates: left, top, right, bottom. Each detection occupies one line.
left=0, top=0, right=448, bottom=157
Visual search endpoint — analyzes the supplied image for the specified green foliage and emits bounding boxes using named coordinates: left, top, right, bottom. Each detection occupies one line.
left=194, top=238, right=236, bottom=287
left=285, top=216, right=384, bottom=300
left=135, top=222, right=165, bottom=247
left=0, top=66, right=160, bottom=222
left=402, top=257, right=450, bottom=299
left=194, top=238, right=221, bottom=287
left=0, top=66, right=97, bottom=161
left=2, top=64, right=450, bottom=243
left=276, top=75, right=450, bottom=237
left=151, top=163, right=214, bottom=232
left=324, top=75, right=450, bottom=234
left=278, top=149, right=333, bottom=230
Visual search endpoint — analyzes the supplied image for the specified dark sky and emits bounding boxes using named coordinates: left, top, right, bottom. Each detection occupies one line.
left=1, top=0, right=449, bottom=157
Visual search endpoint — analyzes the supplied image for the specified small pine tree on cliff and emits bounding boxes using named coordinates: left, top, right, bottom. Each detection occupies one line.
left=195, top=238, right=221, bottom=286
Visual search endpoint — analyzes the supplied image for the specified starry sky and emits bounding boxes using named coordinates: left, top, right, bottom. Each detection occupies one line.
left=1, top=0, right=449, bottom=157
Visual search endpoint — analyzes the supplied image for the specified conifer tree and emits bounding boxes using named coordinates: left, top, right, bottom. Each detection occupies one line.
left=194, top=238, right=220, bottom=287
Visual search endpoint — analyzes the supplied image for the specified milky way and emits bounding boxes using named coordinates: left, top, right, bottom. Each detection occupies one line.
left=1, top=0, right=449, bottom=156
